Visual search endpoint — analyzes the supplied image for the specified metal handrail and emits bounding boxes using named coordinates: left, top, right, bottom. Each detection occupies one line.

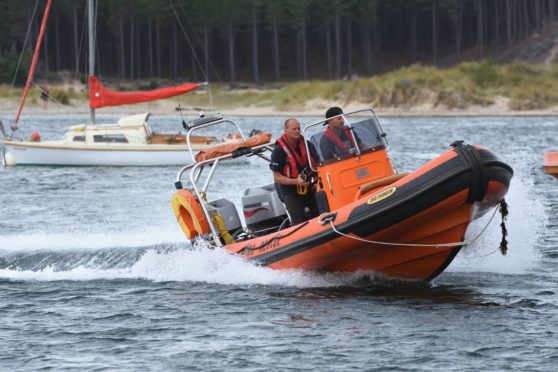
left=185, top=118, right=246, bottom=161
left=174, top=141, right=274, bottom=247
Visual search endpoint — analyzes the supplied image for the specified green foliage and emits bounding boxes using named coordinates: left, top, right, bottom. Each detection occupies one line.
left=2, top=61, right=558, bottom=112
left=108, top=63, right=558, bottom=111
left=0, top=47, right=31, bottom=86
left=0, top=84, right=21, bottom=97
left=457, top=60, right=503, bottom=88
left=273, top=81, right=347, bottom=110
left=508, top=77, right=558, bottom=110
left=434, top=88, right=493, bottom=109
left=49, top=88, right=70, bottom=105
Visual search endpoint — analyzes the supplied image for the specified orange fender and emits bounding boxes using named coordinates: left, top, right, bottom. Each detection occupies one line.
left=171, top=189, right=210, bottom=240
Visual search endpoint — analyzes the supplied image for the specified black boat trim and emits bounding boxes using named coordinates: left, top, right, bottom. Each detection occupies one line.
left=425, top=244, right=463, bottom=281
left=454, top=144, right=488, bottom=203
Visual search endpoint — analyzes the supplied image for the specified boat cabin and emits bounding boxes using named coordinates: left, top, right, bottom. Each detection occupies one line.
left=61, top=113, right=152, bottom=145
left=60, top=113, right=201, bottom=146
left=303, top=109, right=397, bottom=211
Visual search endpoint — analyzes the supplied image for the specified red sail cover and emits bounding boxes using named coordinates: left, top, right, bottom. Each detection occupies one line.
left=88, top=76, right=201, bottom=109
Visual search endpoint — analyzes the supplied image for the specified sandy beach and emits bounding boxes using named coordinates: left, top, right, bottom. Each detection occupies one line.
left=2, top=95, right=558, bottom=119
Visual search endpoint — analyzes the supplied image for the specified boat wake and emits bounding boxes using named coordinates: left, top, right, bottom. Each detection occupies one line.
left=0, top=153, right=543, bottom=285
left=0, top=241, right=373, bottom=287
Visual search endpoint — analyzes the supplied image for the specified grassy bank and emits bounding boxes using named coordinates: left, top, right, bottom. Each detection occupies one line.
left=2, top=61, right=558, bottom=112
left=266, top=61, right=558, bottom=111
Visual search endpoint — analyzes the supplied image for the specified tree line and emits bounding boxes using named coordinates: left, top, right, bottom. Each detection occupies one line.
left=0, top=0, right=556, bottom=86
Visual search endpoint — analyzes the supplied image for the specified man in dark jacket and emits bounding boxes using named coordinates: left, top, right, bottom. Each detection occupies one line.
left=319, top=107, right=362, bottom=161
left=270, top=118, right=318, bottom=225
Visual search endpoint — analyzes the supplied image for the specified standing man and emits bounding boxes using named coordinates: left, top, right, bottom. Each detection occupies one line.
left=270, top=118, right=318, bottom=225
left=40, top=86, right=49, bottom=109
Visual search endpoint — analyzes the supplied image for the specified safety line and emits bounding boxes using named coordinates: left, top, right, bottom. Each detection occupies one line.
left=326, top=205, right=499, bottom=249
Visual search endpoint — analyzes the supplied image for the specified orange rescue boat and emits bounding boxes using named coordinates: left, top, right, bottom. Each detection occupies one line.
left=544, top=152, right=558, bottom=179
left=171, top=109, right=513, bottom=281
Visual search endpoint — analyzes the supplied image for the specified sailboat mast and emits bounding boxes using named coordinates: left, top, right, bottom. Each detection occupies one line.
left=88, top=0, right=96, bottom=124
left=14, top=0, right=53, bottom=127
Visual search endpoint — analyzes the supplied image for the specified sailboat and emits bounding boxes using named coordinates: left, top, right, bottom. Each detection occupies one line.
left=0, top=0, right=221, bottom=166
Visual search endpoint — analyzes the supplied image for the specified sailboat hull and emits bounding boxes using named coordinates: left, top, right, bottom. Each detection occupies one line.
left=3, top=140, right=194, bottom=166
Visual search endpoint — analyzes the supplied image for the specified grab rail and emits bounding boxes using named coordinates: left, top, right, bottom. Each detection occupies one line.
left=174, top=142, right=274, bottom=247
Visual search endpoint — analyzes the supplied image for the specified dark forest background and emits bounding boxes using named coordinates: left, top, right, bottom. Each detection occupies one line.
left=0, top=0, right=557, bottom=86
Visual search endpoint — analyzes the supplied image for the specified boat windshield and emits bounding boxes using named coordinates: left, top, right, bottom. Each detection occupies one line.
left=304, top=109, right=388, bottom=167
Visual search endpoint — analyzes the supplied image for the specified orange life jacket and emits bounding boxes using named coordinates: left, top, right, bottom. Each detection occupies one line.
left=276, top=134, right=310, bottom=178
left=324, top=126, right=356, bottom=153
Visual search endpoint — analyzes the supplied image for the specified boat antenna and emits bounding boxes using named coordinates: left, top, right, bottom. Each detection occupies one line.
left=88, top=0, right=96, bottom=124
left=175, top=105, right=190, bottom=131
left=205, top=82, right=214, bottom=109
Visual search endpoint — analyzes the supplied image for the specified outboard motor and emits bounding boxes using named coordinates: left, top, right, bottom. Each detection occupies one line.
left=242, top=184, right=287, bottom=234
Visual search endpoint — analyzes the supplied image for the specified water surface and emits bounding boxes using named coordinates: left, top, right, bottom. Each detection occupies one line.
left=0, top=114, right=556, bottom=370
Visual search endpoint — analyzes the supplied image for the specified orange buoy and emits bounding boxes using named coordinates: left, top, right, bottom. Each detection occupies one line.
left=171, top=189, right=210, bottom=240
left=30, top=132, right=41, bottom=142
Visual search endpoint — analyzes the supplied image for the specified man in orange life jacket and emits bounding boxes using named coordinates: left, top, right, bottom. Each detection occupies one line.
left=270, top=118, right=319, bottom=225
left=319, top=106, right=362, bottom=161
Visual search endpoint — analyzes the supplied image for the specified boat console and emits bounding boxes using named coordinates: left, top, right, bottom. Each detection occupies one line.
left=303, top=109, right=397, bottom=210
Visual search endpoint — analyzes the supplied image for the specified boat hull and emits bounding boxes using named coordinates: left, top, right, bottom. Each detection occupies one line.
left=3, top=140, right=194, bottom=166
left=544, top=151, right=558, bottom=179
left=224, top=145, right=513, bottom=281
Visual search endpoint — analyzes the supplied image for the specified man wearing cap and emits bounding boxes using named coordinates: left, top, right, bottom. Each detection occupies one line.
left=270, top=118, right=318, bottom=225
left=319, top=107, right=361, bottom=161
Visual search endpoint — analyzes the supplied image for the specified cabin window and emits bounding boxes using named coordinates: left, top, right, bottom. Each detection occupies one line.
left=93, top=134, right=129, bottom=143
left=307, top=115, right=387, bottom=165
left=73, top=135, right=85, bottom=142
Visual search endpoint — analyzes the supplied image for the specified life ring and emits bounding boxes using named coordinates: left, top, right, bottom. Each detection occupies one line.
left=171, top=189, right=210, bottom=240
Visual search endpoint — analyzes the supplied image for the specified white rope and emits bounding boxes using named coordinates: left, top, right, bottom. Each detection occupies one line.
left=464, top=205, right=500, bottom=246
left=323, top=205, right=500, bottom=249
left=9, top=0, right=41, bottom=98
left=31, top=82, right=64, bottom=106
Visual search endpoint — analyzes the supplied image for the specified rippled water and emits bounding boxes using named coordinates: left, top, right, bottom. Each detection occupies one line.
left=1, top=114, right=557, bottom=370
